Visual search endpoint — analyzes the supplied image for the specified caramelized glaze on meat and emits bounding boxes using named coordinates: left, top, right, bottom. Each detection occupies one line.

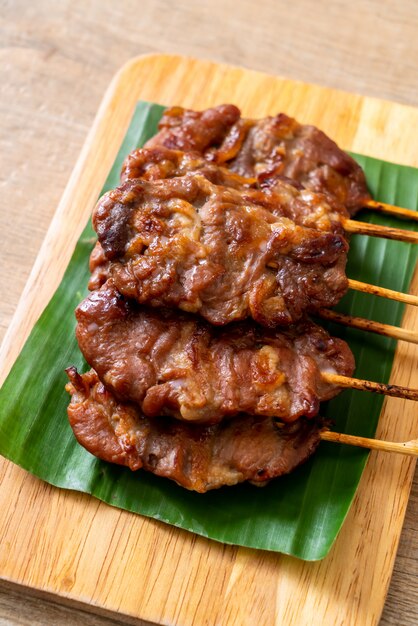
left=121, top=147, right=349, bottom=234
left=146, top=104, right=241, bottom=153
left=121, top=146, right=253, bottom=188
left=66, top=368, right=326, bottom=492
left=146, top=105, right=371, bottom=214
left=92, top=173, right=349, bottom=326
left=75, top=283, right=354, bottom=424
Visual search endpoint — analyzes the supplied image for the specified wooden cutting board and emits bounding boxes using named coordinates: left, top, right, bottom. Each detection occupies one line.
left=1, top=54, right=418, bottom=626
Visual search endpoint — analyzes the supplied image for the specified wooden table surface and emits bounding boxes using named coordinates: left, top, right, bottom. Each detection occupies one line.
left=1, top=2, right=417, bottom=624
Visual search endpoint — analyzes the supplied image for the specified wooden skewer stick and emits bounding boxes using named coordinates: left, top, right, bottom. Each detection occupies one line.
left=347, top=278, right=418, bottom=306
left=318, top=308, right=418, bottom=344
left=343, top=218, right=418, bottom=243
left=365, top=200, right=418, bottom=223
left=321, top=372, right=418, bottom=401
left=320, top=430, right=418, bottom=456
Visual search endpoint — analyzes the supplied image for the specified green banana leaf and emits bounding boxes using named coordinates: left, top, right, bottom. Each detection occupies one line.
left=0, top=101, right=417, bottom=561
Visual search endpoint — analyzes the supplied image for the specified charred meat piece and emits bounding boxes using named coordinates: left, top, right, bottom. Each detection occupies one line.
left=75, top=283, right=354, bottom=424
left=146, top=105, right=371, bottom=214
left=66, top=368, right=326, bottom=492
left=121, top=147, right=348, bottom=234
left=92, top=173, right=348, bottom=327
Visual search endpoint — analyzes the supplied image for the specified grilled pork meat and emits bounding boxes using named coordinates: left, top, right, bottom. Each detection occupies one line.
left=66, top=368, right=326, bottom=492
left=75, top=283, right=354, bottom=424
left=92, top=173, right=348, bottom=327
left=88, top=240, right=111, bottom=292
left=121, top=146, right=253, bottom=189
left=120, top=146, right=349, bottom=234
left=145, top=105, right=371, bottom=214
left=145, top=103, right=241, bottom=154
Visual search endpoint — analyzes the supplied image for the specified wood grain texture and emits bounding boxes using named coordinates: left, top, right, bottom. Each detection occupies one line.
left=0, top=581, right=136, bottom=626
left=1, top=53, right=418, bottom=626
left=1, top=2, right=418, bottom=623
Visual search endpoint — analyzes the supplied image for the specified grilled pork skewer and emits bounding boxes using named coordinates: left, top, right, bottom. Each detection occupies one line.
left=120, top=146, right=418, bottom=306
left=93, top=173, right=349, bottom=327
left=144, top=104, right=371, bottom=215
left=122, top=145, right=418, bottom=244
left=65, top=370, right=418, bottom=494
left=90, top=237, right=418, bottom=314
left=144, top=104, right=418, bottom=225
left=88, top=229, right=418, bottom=348
left=75, top=283, right=355, bottom=424
left=76, top=285, right=418, bottom=429
left=65, top=367, right=328, bottom=492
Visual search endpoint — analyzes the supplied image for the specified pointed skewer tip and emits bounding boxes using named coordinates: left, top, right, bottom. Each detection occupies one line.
left=320, top=430, right=418, bottom=456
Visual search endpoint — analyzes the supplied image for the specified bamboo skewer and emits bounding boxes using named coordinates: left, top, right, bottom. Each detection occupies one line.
left=318, top=308, right=418, bottom=344
left=320, top=430, right=418, bottom=456
left=365, top=200, right=418, bottom=223
left=321, top=372, right=418, bottom=401
left=347, top=278, right=418, bottom=306
left=343, top=218, right=418, bottom=243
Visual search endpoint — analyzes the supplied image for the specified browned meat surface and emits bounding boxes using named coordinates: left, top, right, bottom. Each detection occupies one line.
left=88, top=241, right=111, bottom=291
left=146, top=105, right=371, bottom=214
left=93, top=173, right=348, bottom=326
left=66, top=368, right=326, bottom=492
left=120, top=147, right=348, bottom=234
left=121, top=145, right=251, bottom=186
left=92, top=147, right=348, bottom=292
left=76, top=283, right=354, bottom=424
left=145, top=104, right=241, bottom=153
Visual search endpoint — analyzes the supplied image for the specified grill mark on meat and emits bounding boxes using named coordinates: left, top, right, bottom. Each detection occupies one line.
left=66, top=368, right=326, bottom=492
left=92, top=173, right=349, bottom=327
left=75, top=283, right=354, bottom=424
